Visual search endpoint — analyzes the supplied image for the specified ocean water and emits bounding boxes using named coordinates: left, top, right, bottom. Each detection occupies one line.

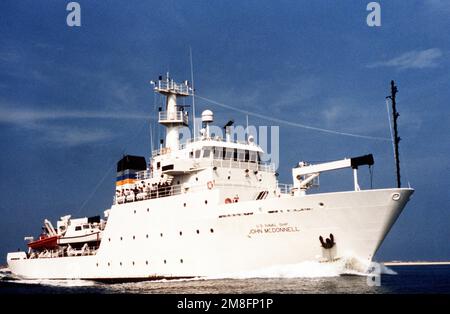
left=1, top=262, right=449, bottom=294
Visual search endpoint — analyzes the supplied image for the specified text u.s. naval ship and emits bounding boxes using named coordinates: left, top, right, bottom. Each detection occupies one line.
left=7, top=75, right=413, bottom=280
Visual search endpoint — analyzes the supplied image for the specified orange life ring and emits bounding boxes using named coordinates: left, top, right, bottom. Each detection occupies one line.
left=207, top=181, right=214, bottom=190
left=225, top=198, right=232, bottom=204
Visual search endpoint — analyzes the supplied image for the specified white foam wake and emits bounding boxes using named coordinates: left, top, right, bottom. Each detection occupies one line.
left=9, top=279, right=97, bottom=287
left=0, top=267, right=11, bottom=279
left=206, top=258, right=397, bottom=280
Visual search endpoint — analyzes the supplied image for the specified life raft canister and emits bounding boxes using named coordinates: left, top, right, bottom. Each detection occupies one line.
left=225, top=198, right=232, bottom=204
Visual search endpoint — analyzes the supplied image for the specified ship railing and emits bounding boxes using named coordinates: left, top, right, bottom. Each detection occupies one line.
left=158, top=111, right=189, bottom=125
left=211, top=159, right=275, bottom=172
left=151, top=137, right=252, bottom=157
left=186, top=136, right=249, bottom=146
left=277, top=183, right=293, bottom=194
left=154, top=80, right=191, bottom=95
left=113, top=180, right=283, bottom=205
left=136, top=170, right=153, bottom=180
left=135, top=159, right=274, bottom=182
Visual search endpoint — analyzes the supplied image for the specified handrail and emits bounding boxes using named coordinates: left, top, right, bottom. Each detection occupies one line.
left=135, top=159, right=274, bottom=181
left=155, top=80, right=191, bottom=95
left=152, top=136, right=256, bottom=157
left=113, top=180, right=289, bottom=205
left=158, top=111, right=188, bottom=124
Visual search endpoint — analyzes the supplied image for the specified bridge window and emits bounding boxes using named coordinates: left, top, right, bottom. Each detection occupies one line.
left=245, top=150, right=250, bottom=161
left=249, top=151, right=257, bottom=163
left=224, top=148, right=233, bottom=160
left=213, top=147, right=223, bottom=159
left=237, top=149, right=245, bottom=161
left=233, top=149, right=238, bottom=161
left=203, top=148, right=211, bottom=158
left=195, top=150, right=201, bottom=159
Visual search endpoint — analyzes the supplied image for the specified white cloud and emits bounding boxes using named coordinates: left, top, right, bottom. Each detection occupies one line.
left=426, top=0, right=450, bottom=12
left=368, top=48, right=443, bottom=70
left=0, top=105, right=151, bottom=146
left=0, top=106, right=149, bottom=125
left=43, top=127, right=114, bottom=146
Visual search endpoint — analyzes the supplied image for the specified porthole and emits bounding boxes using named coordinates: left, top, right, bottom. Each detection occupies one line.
left=146, top=261, right=149, bottom=265
left=120, top=262, right=122, bottom=266
left=120, top=237, right=123, bottom=241
left=180, top=259, right=184, bottom=264
left=108, top=262, right=110, bottom=267
left=108, top=238, right=111, bottom=242
left=196, top=230, right=200, bottom=234
left=183, top=203, right=186, bottom=207
left=134, top=210, right=136, bottom=214
left=133, top=235, right=135, bottom=240
left=228, top=176, right=231, bottom=180
left=96, top=263, right=99, bottom=267
left=179, top=231, right=183, bottom=236
left=205, top=200, right=208, bottom=205
left=210, top=228, right=214, bottom=233
left=196, top=177, right=198, bottom=181
left=132, top=261, right=135, bottom=266
left=160, top=233, right=163, bottom=237
left=147, top=208, right=149, bottom=212
left=146, top=234, right=149, bottom=239
left=319, top=202, right=325, bottom=207
left=164, top=260, right=167, bottom=264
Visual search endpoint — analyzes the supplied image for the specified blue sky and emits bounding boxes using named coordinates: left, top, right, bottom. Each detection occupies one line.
left=0, top=0, right=449, bottom=263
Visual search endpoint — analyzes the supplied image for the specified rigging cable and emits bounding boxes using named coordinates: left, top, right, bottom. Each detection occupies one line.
left=195, top=94, right=390, bottom=141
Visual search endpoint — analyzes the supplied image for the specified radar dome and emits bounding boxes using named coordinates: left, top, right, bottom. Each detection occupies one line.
left=201, top=110, right=214, bottom=123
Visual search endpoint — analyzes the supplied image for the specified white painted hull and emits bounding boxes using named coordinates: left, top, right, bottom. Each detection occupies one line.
left=7, top=188, right=413, bottom=280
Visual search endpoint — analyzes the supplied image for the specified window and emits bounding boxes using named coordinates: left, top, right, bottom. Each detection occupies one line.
left=245, top=150, right=250, bottom=162
left=75, top=226, right=82, bottom=231
left=195, top=150, right=201, bottom=159
left=83, top=224, right=90, bottom=229
left=224, top=148, right=233, bottom=160
left=233, top=149, right=238, bottom=161
left=249, top=151, right=257, bottom=163
left=189, top=151, right=194, bottom=158
left=203, top=147, right=211, bottom=158
left=237, top=149, right=245, bottom=161
left=213, top=147, right=223, bottom=159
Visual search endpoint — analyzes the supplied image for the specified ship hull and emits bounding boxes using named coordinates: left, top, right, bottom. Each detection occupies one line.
left=7, top=188, right=413, bottom=280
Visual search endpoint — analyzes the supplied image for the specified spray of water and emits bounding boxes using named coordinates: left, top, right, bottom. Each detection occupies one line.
left=0, top=259, right=396, bottom=287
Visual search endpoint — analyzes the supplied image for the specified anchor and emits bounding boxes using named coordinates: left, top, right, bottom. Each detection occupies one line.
left=319, top=233, right=335, bottom=249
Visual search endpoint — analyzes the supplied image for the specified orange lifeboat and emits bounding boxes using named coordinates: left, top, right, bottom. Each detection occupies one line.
left=27, top=234, right=59, bottom=250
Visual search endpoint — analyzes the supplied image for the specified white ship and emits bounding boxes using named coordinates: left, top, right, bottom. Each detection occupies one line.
left=7, top=75, right=414, bottom=280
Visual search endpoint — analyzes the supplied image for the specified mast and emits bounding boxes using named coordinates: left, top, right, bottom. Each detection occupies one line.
left=151, top=74, right=191, bottom=153
left=387, top=80, right=401, bottom=188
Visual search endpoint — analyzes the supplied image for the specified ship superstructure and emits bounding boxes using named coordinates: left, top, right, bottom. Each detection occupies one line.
left=7, top=74, right=414, bottom=280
